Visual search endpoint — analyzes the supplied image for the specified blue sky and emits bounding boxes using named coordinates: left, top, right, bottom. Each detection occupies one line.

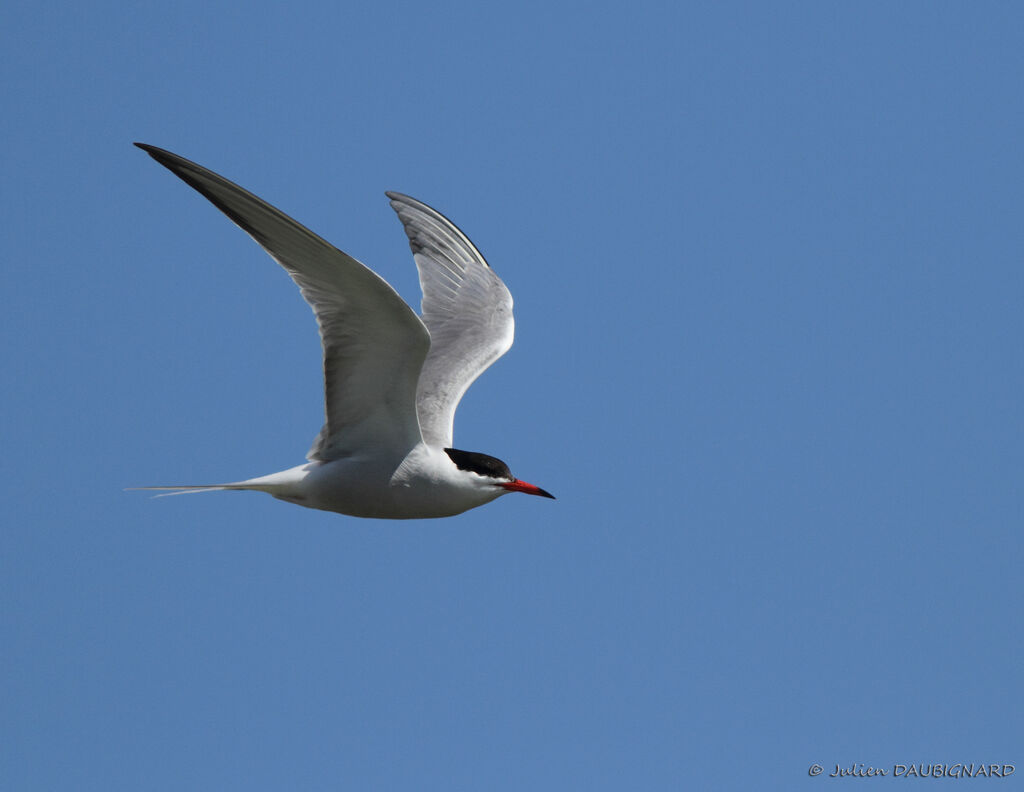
left=3, top=1, right=1021, bottom=788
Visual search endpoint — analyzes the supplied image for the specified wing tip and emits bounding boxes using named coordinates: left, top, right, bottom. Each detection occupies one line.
left=385, top=190, right=418, bottom=210
left=385, top=192, right=491, bottom=269
left=134, top=141, right=166, bottom=159
left=134, top=142, right=195, bottom=177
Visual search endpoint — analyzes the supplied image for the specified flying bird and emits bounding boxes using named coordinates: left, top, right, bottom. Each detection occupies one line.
left=133, top=143, right=554, bottom=518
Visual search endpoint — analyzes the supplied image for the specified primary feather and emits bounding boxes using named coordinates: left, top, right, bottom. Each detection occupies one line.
left=386, top=192, right=514, bottom=448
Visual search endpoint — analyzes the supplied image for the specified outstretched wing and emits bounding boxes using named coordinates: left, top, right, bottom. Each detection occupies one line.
left=137, top=144, right=430, bottom=462
left=386, top=192, right=514, bottom=449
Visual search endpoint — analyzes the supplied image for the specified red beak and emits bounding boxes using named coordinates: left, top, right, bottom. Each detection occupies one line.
left=499, top=479, right=556, bottom=499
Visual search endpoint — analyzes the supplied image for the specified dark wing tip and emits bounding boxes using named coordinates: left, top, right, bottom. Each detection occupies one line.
left=134, top=141, right=166, bottom=158
left=385, top=191, right=442, bottom=216
left=384, top=191, right=490, bottom=269
left=385, top=190, right=422, bottom=211
left=132, top=143, right=284, bottom=251
left=134, top=143, right=195, bottom=174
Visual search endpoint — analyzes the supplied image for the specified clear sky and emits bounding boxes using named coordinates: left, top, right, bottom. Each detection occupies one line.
left=3, top=1, right=1021, bottom=789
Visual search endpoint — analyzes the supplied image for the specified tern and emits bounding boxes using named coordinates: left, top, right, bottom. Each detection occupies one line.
left=134, top=143, right=554, bottom=518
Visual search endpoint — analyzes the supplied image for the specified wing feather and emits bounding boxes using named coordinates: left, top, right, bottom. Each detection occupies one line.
left=137, top=144, right=430, bottom=462
left=385, top=192, right=514, bottom=449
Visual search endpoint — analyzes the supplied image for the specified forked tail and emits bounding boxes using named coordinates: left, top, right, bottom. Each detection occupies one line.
left=126, top=467, right=310, bottom=500
left=126, top=484, right=242, bottom=498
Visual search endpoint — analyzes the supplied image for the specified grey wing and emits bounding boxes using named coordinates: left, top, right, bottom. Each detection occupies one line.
left=137, top=144, right=430, bottom=462
left=386, top=192, right=514, bottom=449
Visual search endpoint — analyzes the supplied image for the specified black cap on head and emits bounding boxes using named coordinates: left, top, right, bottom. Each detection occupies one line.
left=445, top=448, right=555, bottom=499
left=444, top=448, right=513, bottom=480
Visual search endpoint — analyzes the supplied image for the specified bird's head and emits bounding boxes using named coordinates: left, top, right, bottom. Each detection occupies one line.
left=444, top=448, right=555, bottom=500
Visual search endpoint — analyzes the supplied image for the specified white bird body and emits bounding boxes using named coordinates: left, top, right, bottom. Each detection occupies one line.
left=133, top=144, right=553, bottom=518
left=209, top=447, right=506, bottom=519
